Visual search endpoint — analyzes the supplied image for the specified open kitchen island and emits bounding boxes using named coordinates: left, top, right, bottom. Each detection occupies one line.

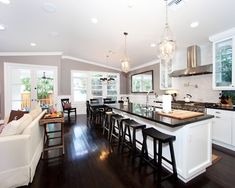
left=107, top=103, right=214, bottom=183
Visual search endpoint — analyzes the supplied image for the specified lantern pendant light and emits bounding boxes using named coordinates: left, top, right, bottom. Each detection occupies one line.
left=159, top=0, right=176, bottom=63
left=121, top=32, right=130, bottom=73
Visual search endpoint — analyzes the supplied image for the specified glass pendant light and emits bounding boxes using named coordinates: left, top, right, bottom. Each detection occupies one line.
left=121, top=32, right=130, bottom=73
left=159, top=0, right=176, bottom=63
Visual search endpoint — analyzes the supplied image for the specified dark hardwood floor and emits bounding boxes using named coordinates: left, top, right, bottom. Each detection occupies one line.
left=23, top=115, right=235, bottom=188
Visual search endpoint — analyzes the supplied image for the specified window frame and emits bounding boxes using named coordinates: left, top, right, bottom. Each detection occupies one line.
left=71, top=70, right=120, bottom=103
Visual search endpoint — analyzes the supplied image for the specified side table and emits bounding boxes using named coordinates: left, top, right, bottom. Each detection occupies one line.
left=39, top=113, right=65, bottom=159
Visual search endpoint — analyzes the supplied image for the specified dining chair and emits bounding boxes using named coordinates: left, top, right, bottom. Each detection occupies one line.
left=61, top=98, right=77, bottom=119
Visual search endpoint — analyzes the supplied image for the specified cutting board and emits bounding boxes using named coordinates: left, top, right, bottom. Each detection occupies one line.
left=157, top=110, right=204, bottom=120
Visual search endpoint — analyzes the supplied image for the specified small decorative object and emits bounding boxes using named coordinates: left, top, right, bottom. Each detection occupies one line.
left=123, top=97, right=129, bottom=106
left=50, top=107, right=56, bottom=114
left=219, top=94, right=233, bottom=106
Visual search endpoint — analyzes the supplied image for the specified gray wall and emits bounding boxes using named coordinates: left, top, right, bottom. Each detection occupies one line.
left=0, top=55, right=127, bottom=117
left=127, top=63, right=164, bottom=95
left=60, top=58, right=128, bottom=95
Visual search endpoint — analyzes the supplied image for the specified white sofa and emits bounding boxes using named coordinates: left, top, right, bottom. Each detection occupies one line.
left=0, top=109, right=46, bottom=188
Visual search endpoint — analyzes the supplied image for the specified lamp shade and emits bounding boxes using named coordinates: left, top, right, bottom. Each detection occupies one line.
left=121, top=60, right=129, bottom=73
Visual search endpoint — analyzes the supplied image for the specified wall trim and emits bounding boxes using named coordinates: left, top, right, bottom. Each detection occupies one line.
left=62, top=55, right=121, bottom=71
left=0, top=52, right=63, bottom=56
left=209, top=27, right=235, bottom=42
left=130, top=59, right=160, bottom=71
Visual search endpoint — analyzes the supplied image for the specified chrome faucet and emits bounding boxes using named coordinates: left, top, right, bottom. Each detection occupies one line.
left=146, top=90, right=153, bottom=108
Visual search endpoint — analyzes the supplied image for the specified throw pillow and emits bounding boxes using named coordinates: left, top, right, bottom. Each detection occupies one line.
left=0, top=114, right=33, bottom=136
left=0, top=124, right=5, bottom=134
left=64, top=103, right=71, bottom=109
left=8, top=110, right=25, bottom=123
left=0, top=120, right=19, bottom=136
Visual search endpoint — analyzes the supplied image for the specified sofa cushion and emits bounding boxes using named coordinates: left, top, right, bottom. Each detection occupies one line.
left=0, top=114, right=32, bottom=136
left=0, top=120, right=19, bottom=136
left=17, top=114, right=33, bottom=134
left=8, top=110, right=25, bottom=123
left=29, top=106, right=42, bottom=120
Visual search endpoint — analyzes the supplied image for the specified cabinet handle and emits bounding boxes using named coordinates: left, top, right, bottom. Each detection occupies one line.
left=215, top=116, right=221, bottom=118
left=215, top=111, right=221, bottom=114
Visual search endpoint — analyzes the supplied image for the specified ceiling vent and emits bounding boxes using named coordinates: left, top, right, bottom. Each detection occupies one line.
left=168, top=0, right=189, bottom=11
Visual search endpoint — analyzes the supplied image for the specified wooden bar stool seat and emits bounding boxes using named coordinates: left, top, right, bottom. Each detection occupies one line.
left=109, top=114, right=127, bottom=149
left=140, top=127, right=177, bottom=185
left=102, top=111, right=114, bottom=140
left=121, top=119, right=146, bottom=157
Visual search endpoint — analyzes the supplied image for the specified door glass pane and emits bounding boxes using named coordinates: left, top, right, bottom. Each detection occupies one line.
left=107, top=74, right=118, bottom=100
left=11, top=69, right=31, bottom=111
left=36, top=71, right=54, bottom=108
left=91, top=73, right=103, bottom=97
left=73, top=77, right=87, bottom=102
left=215, top=39, right=233, bottom=87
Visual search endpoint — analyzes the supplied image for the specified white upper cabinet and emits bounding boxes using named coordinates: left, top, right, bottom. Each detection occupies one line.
left=160, top=59, right=173, bottom=90
left=209, top=28, right=235, bottom=90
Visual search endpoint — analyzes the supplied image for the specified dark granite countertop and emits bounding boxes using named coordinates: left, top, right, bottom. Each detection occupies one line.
left=154, top=100, right=235, bottom=112
left=107, top=103, right=214, bottom=128
left=205, top=104, right=235, bottom=111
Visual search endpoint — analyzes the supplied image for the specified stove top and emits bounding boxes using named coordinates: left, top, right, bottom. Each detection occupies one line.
left=171, top=102, right=205, bottom=112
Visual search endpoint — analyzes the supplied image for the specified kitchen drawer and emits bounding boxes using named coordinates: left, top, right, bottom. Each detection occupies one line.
left=207, top=108, right=233, bottom=118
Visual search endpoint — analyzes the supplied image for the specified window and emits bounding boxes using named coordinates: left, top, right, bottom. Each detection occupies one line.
left=107, top=74, right=118, bottom=100
left=91, top=73, right=103, bottom=97
left=72, top=72, right=87, bottom=102
left=71, top=71, right=120, bottom=102
left=131, top=70, right=153, bottom=93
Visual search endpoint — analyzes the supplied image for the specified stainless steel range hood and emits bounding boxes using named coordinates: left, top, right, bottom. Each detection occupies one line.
left=169, top=45, right=212, bottom=77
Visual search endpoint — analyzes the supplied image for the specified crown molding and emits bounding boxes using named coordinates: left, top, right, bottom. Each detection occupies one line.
left=62, top=55, right=121, bottom=71
left=209, top=27, right=235, bottom=42
left=130, top=59, right=160, bottom=71
left=0, top=52, right=63, bottom=56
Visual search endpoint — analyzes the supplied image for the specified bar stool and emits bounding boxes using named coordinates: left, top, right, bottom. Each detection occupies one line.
left=121, top=119, right=146, bottom=157
left=109, top=114, right=127, bottom=149
left=140, top=127, right=177, bottom=185
left=102, top=111, right=114, bottom=140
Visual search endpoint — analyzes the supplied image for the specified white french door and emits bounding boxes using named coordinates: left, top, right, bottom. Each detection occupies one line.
left=4, top=63, right=58, bottom=115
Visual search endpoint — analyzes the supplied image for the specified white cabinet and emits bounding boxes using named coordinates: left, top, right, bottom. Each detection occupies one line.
left=207, top=108, right=235, bottom=150
left=232, top=115, right=235, bottom=146
left=160, top=59, right=173, bottom=90
left=209, top=28, right=235, bottom=90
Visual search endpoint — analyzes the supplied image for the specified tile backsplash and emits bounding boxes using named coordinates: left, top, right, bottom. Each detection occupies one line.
left=173, top=74, right=220, bottom=103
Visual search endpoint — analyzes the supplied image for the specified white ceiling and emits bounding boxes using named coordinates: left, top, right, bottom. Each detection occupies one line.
left=0, top=0, right=235, bottom=70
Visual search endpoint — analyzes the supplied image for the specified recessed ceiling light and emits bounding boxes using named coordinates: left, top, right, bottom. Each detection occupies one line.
left=108, top=50, right=114, bottom=54
left=127, top=0, right=134, bottom=8
left=0, top=0, right=10, bottom=5
left=42, top=2, right=56, bottom=13
left=91, top=17, right=98, bottom=24
left=30, top=42, right=37, bottom=47
left=150, top=43, right=156, bottom=48
left=190, top=21, right=199, bottom=28
left=0, top=24, right=6, bottom=31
